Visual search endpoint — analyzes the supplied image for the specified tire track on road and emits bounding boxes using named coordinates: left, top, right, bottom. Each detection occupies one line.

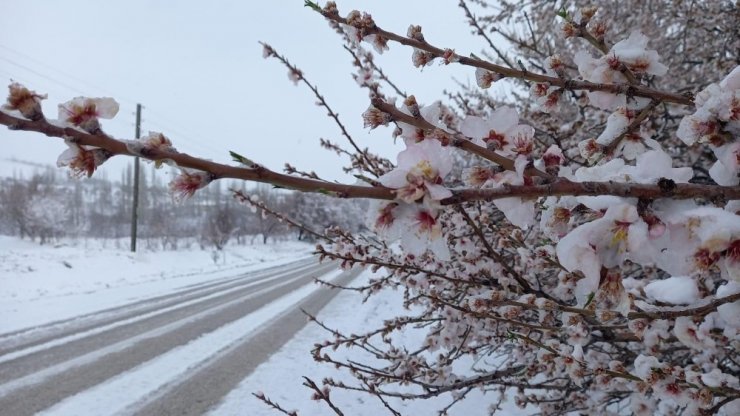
left=0, top=257, right=316, bottom=355
left=135, top=268, right=362, bottom=416
left=0, top=260, right=339, bottom=416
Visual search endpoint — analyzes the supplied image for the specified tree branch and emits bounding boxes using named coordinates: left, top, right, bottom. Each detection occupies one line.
left=315, top=8, right=694, bottom=106
left=2, top=110, right=737, bottom=203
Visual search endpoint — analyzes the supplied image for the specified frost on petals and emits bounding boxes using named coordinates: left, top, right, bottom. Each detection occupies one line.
left=56, top=141, right=112, bottom=178
left=676, top=65, right=739, bottom=184
left=169, top=169, right=214, bottom=202
left=610, top=31, right=668, bottom=76
left=396, top=97, right=442, bottom=144
left=58, top=97, right=119, bottom=133
left=460, top=106, right=535, bottom=157
left=398, top=204, right=450, bottom=260
left=573, top=32, right=667, bottom=110
left=556, top=203, right=655, bottom=304
left=125, top=131, right=176, bottom=167
left=343, top=10, right=388, bottom=54
left=2, top=82, right=46, bottom=120
left=475, top=68, right=502, bottom=89
left=366, top=201, right=449, bottom=259
left=379, top=139, right=452, bottom=203
left=361, top=105, right=391, bottom=129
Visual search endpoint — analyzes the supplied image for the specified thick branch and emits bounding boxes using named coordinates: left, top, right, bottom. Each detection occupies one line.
left=2, top=111, right=736, bottom=203
left=445, top=179, right=740, bottom=204
left=0, top=111, right=393, bottom=200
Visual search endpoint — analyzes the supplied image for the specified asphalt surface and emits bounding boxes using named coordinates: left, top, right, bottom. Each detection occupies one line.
left=0, top=258, right=359, bottom=415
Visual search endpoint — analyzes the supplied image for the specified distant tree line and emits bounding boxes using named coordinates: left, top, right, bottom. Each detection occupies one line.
left=0, top=161, right=367, bottom=248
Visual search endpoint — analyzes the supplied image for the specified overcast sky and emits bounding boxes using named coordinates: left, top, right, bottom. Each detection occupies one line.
left=0, top=1, right=493, bottom=183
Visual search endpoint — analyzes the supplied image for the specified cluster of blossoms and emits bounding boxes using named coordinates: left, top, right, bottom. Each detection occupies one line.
left=678, top=67, right=740, bottom=186
left=312, top=2, right=740, bottom=414
left=0, top=83, right=205, bottom=197
left=459, top=106, right=542, bottom=228
left=367, top=97, right=454, bottom=259
left=573, top=30, right=667, bottom=111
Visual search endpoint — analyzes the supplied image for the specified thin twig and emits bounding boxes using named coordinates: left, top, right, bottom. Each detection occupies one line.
left=262, top=42, right=383, bottom=177
left=315, top=9, right=694, bottom=106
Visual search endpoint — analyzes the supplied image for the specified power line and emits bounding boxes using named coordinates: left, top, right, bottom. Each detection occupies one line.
left=0, top=44, right=141, bottom=106
left=0, top=51, right=227, bottom=161
left=0, top=56, right=91, bottom=97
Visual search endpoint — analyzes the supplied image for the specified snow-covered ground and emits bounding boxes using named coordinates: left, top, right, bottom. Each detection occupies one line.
left=0, top=236, right=314, bottom=333
left=0, top=235, right=528, bottom=415
left=213, top=273, right=532, bottom=416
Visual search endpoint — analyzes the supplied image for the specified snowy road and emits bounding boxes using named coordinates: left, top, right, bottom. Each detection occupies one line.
left=0, top=258, right=359, bottom=416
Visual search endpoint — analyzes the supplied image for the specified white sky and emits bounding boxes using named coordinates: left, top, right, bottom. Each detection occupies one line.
left=0, top=0, right=492, bottom=183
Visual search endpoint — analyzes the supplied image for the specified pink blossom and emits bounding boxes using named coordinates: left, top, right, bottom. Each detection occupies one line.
left=475, top=68, right=502, bottom=89
left=481, top=170, right=536, bottom=229
left=615, top=129, right=661, bottom=161
left=379, top=139, right=452, bottom=203
left=56, top=140, right=112, bottom=178
left=610, top=31, right=668, bottom=76
left=361, top=105, right=391, bottom=130
left=650, top=205, right=740, bottom=278
left=573, top=50, right=629, bottom=110
left=411, top=49, right=435, bottom=68
left=674, top=316, right=714, bottom=350
left=556, top=203, right=654, bottom=303
left=367, top=200, right=402, bottom=240
left=343, top=11, right=387, bottom=54
left=462, top=166, right=497, bottom=187
left=125, top=131, right=175, bottom=156
left=459, top=106, right=535, bottom=157
left=593, top=269, right=631, bottom=316
left=261, top=44, right=275, bottom=59
left=287, top=68, right=302, bottom=85
left=354, top=68, right=374, bottom=87
left=58, top=97, right=119, bottom=133
left=540, top=144, right=564, bottom=174
left=533, top=87, right=562, bottom=113
left=677, top=108, right=722, bottom=146
left=540, top=196, right=578, bottom=240
left=577, top=138, right=604, bottom=164
left=678, top=66, right=739, bottom=147
left=169, top=169, right=214, bottom=202
left=397, top=205, right=450, bottom=260
left=396, top=98, right=441, bottom=143
left=573, top=32, right=667, bottom=110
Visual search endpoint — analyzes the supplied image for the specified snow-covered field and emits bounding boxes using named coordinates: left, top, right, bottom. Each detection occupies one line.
left=0, top=236, right=527, bottom=415
left=0, top=236, right=314, bottom=333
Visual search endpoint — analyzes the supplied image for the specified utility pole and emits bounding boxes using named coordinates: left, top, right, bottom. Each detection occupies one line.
left=130, top=103, right=142, bottom=252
